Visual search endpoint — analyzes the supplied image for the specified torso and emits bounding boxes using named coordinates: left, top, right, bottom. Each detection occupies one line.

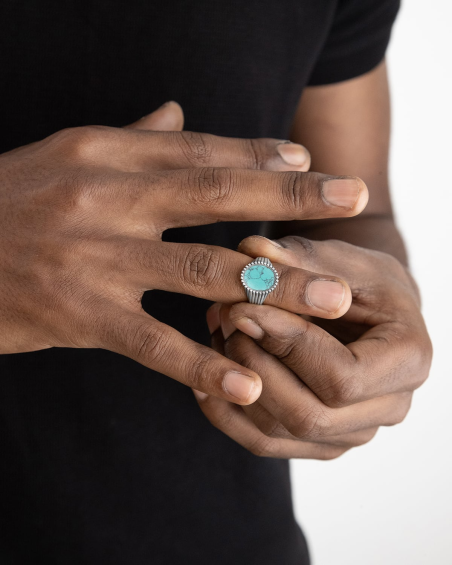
left=0, top=1, right=338, bottom=562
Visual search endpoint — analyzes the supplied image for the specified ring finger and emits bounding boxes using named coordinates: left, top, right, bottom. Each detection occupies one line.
left=112, top=239, right=353, bottom=320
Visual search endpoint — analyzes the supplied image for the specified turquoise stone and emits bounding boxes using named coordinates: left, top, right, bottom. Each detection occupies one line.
left=243, top=265, right=275, bottom=291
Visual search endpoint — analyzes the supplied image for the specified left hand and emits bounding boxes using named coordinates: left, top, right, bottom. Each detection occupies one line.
left=193, top=235, right=433, bottom=459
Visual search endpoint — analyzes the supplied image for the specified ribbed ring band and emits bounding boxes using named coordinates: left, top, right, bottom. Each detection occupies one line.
left=240, top=257, right=279, bottom=305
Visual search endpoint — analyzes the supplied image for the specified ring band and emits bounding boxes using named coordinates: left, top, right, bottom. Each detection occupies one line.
left=240, top=257, right=279, bottom=305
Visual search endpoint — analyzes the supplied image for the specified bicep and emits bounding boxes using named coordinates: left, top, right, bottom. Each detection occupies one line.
left=290, top=60, right=393, bottom=216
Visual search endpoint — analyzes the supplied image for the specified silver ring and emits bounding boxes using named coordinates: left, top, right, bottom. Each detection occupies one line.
left=240, top=257, right=279, bottom=305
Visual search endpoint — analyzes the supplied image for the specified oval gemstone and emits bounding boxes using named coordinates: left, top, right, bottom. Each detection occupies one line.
left=243, top=265, right=275, bottom=291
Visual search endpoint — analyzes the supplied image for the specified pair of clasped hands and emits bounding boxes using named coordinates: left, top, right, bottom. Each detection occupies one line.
left=0, top=102, right=431, bottom=459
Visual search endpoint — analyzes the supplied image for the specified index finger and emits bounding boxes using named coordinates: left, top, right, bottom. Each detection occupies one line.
left=88, top=127, right=312, bottom=173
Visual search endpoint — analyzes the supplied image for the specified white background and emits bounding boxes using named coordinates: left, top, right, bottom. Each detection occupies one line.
left=291, top=1, right=452, bottom=563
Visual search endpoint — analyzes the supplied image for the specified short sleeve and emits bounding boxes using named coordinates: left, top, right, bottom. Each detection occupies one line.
left=308, top=0, right=400, bottom=85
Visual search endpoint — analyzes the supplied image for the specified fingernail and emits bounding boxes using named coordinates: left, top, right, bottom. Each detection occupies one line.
left=206, top=303, right=221, bottom=334
left=234, top=317, right=264, bottom=340
left=193, top=389, right=208, bottom=401
left=221, top=317, right=236, bottom=340
left=276, top=142, right=308, bottom=167
left=223, top=371, right=257, bottom=402
left=322, top=178, right=360, bottom=209
left=307, top=280, right=345, bottom=312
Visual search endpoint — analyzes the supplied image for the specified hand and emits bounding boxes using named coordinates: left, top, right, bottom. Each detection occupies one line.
left=0, top=104, right=369, bottom=403
left=194, top=235, right=432, bottom=458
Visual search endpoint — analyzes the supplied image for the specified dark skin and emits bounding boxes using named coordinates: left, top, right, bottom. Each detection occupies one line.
left=0, top=102, right=370, bottom=404
left=194, top=61, right=433, bottom=460
left=0, top=60, right=432, bottom=460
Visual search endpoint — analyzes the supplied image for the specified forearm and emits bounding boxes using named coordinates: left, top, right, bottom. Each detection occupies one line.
left=280, top=63, right=410, bottom=265
left=264, top=214, right=408, bottom=267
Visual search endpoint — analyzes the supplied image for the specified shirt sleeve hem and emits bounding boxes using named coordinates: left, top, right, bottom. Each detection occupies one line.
left=307, top=33, right=392, bottom=86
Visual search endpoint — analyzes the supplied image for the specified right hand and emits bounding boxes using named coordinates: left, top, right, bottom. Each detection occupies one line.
left=0, top=102, right=368, bottom=403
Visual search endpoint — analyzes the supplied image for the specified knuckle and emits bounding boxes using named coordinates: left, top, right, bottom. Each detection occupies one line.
left=279, top=171, right=319, bottom=214
left=322, top=371, right=363, bottom=408
left=181, top=245, right=223, bottom=288
left=250, top=296, right=310, bottom=355
left=262, top=420, right=287, bottom=439
left=54, top=125, right=111, bottom=161
left=189, top=167, right=236, bottom=206
left=286, top=406, right=332, bottom=440
left=184, top=349, right=216, bottom=389
left=388, top=330, right=432, bottom=392
left=56, top=169, right=104, bottom=216
left=247, top=406, right=282, bottom=438
left=247, top=436, right=276, bottom=458
left=352, top=248, right=411, bottom=291
left=207, top=404, right=237, bottom=432
left=243, top=138, right=266, bottom=169
left=261, top=333, right=297, bottom=360
left=382, top=252, right=410, bottom=281
left=387, top=394, right=413, bottom=426
left=324, top=238, right=353, bottom=255
left=280, top=171, right=304, bottom=212
left=177, top=131, right=213, bottom=166
left=224, top=333, right=255, bottom=367
left=282, top=235, right=317, bottom=257
left=411, top=335, right=433, bottom=389
left=131, top=323, right=171, bottom=365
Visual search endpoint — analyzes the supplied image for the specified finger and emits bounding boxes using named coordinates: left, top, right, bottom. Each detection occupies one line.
left=96, top=168, right=366, bottom=225
left=199, top=318, right=381, bottom=447
left=149, top=169, right=367, bottom=227
left=206, top=302, right=221, bottom=334
left=238, top=235, right=417, bottom=314
left=124, top=101, right=185, bottom=131
left=205, top=303, right=227, bottom=355
left=104, top=129, right=311, bottom=173
left=99, top=308, right=262, bottom=405
left=224, top=329, right=413, bottom=435
left=120, top=240, right=352, bottom=320
left=193, top=392, right=348, bottom=460
left=313, top=427, right=379, bottom=447
left=219, top=304, right=238, bottom=340
left=84, top=110, right=311, bottom=172
left=310, top=427, right=379, bottom=447
left=242, top=401, right=379, bottom=447
left=139, top=134, right=311, bottom=171
left=235, top=236, right=430, bottom=400
left=228, top=301, right=415, bottom=407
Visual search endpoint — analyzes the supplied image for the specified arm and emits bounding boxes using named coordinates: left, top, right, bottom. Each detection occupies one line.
left=266, top=60, right=408, bottom=265
left=0, top=101, right=368, bottom=404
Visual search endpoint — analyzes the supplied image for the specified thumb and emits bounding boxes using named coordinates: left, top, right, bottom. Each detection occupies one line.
left=124, top=101, right=184, bottom=131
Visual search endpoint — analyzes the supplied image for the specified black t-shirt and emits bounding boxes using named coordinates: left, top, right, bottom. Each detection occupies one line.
left=0, top=1, right=399, bottom=563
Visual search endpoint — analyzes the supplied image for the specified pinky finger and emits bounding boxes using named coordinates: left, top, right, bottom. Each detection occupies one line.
left=100, top=308, right=261, bottom=405
left=124, top=101, right=184, bottom=131
left=193, top=392, right=348, bottom=460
